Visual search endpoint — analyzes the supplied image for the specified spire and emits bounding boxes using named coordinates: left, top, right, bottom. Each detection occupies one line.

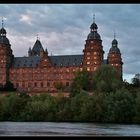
left=93, top=14, right=95, bottom=23
left=37, top=34, right=40, bottom=40
left=2, top=17, right=4, bottom=28
left=114, top=30, right=116, bottom=40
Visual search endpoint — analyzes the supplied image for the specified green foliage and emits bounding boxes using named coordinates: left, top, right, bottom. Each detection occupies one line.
left=133, top=93, right=140, bottom=123
left=93, top=65, right=122, bottom=92
left=103, top=88, right=135, bottom=123
left=70, top=70, right=91, bottom=97
left=132, top=74, right=140, bottom=87
left=1, top=87, right=140, bottom=123
left=80, top=93, right=106, bottom=122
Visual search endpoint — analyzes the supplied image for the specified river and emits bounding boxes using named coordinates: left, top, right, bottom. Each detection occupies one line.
left=0, top=122, right=140, bottom=136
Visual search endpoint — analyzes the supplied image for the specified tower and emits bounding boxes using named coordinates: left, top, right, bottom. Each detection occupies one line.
left=83, top=15, right=104, bottom=72
left=0, top=18, right=14, bottom=86
left=107, top=33, right=123, bottom=78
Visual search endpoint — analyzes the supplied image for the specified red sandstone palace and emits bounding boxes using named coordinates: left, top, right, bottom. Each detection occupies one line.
left=0, top=17, right=123, bottom=92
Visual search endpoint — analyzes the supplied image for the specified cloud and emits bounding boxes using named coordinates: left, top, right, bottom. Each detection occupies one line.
left=19, top=14, right=32, bottom=25
left=0, top=4, right=139, bottom=82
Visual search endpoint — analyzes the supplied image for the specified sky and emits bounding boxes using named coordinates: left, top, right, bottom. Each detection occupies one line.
left=0, top=4, right=139, bottom=83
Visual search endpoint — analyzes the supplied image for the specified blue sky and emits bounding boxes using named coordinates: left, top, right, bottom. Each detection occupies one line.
left=0, top=4, right=139, bottom=83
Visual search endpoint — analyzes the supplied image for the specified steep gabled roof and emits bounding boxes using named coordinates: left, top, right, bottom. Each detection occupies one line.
left=31, top=39, right=44, bottom=55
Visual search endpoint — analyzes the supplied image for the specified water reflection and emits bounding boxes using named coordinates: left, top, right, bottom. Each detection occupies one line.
left=0, top=122, right=140, bottom=136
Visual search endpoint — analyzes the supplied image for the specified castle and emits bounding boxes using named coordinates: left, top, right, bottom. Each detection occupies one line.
left=0, top=17, right=123, bottom=92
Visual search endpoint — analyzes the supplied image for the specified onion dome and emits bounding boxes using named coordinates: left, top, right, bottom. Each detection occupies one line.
left=90, top=22, right=98, bottom=30
left=87, top=15, right=101, bottom=40
left=0, top=18, right=10, bottom=45
left=0, top=27, right=6, bottom=35
left=0, top=36, right=10, bottom=45
left=109, top=46, right=120, bottom=54
left=87, top=31, right=101, bottom=40
left=109, top=33, right=120, bottom=54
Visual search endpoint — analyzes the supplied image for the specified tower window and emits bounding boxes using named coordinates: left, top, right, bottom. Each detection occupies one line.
left=87, top=57, right=90, bottom=60
left=94, top=52, right=97, bottom=55
left=87, top=67, right=90, bottom=71
left=87, top=62, right=90, bottom=64
left=94, top=67, right=97, bottom=71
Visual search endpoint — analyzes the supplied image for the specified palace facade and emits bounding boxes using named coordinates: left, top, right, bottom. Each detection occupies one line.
left=0, top=17, right=123, bottom=92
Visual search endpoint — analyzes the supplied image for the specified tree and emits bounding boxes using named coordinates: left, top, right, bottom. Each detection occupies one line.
left=92, top=65, right=122, bottom=93
left=3, top=81, right=16, bottom=91
left=53, top=82, right=65, bottom=92
left=70, top=70, right=91, bottom=97
left=103, top=88, right=135, bottom=123
left=132, top=74, right=140, bottom=87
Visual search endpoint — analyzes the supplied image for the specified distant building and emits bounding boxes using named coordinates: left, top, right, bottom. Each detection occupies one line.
left=0, top=16, right=123, bottom=92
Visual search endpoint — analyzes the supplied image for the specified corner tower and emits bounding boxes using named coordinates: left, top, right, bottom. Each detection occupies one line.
left=83, top=15, right=104, bottom=72
left=0, top=18, right=14, bottom=86
left=107, top=33, right=123, bottom=78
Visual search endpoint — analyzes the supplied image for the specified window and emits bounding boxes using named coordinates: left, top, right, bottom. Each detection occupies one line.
left=41, top=82, right=43, bottom=87
left=47, top=82, right=50, bottom=87
left=80, top=68, right=83, bottom=71
left=87, top=57, right=90, bottom=60
left=16, top=83, right=19, bottom=87
left=116, top=64, right=119, bottom=66
left=91, top=41, right=93, bottom=43
left=34, top=82, right=37, bottom=87
left=87, top=67, right=90, bottom=71
left=91, top=47, right=93, bottom=49
left=66, top=82, right=69, bottom=87
left=94, top=52, right=97, bottom=55
left=94, top=62, right=97, bottom=64
left=87, top=62, right=90, bottom=64
left=94, top=67, right=97, bottom=71
left=28, top=82, right=31, bottom=87
left=67, top=69, right=69, bottom=72
left=94, top=57, right=97, bottom=59
left=87, top=52, right=90, bottom=55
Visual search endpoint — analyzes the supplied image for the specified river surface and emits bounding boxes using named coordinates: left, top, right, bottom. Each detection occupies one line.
left=0, top=122, right=140, bottom=136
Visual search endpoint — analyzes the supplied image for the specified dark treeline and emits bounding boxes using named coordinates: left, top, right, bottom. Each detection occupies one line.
left=0, top=65, right=140, bottom=123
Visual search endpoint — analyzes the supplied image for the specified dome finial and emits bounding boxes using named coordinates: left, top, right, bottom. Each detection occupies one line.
left=114, top=30, right=116, bottom=39
left=93, top=14, right=95, bottom=23
left=2, top=17, right=4, bottom=28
